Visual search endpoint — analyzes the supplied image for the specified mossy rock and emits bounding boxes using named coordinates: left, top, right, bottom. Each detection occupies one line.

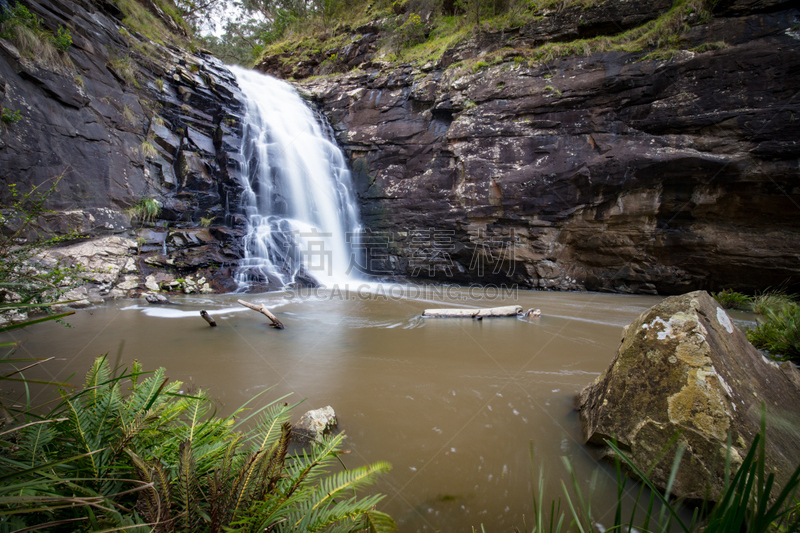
left=578, top=290, right=800, bottom=502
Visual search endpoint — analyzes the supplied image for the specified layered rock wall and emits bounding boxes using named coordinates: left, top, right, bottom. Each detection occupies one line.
left=285, top=0, right=800, bottom=294
left=0, top=0, right=247, bottom=298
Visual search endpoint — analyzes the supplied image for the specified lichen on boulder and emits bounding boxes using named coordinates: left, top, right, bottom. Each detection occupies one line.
left=577, top=290, right=800, bottom=502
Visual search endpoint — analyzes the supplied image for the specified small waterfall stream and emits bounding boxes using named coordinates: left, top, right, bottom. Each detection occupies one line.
left=230, top=67, right=361, bottom=290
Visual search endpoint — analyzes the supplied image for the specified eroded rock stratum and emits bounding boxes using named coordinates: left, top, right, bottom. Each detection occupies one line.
left=577, top=291, right=800, bottom=501
left=288, top=0, right=800, bottom=293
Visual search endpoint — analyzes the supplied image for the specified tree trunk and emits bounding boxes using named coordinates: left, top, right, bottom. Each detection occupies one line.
left=200, top=310, right=217, bottom=327
left=237, top=299, right=285, bottom=329
left=422, top=305, right=523, bottom=318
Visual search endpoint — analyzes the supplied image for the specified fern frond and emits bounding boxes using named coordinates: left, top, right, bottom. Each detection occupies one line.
left=117, top=409, right=161, bottom=454
left=126, top=449, right=163, bottom=526
left=18, top=422, right=56, bottom=467
left=87, top=381, right=123, bottom=446
left=207, top=436, right=244, bottom=532
left=175, top=440, right=200, bottom=532
left=309, top=461, right=392, bottom=512
left=263, top=422, right=291, bottom=498
left=229, top=449, right=269, bottom=522
left=363, top=509, right=398, bottom=533
left=245, top=490, right=310, bottom=532
left=250, top=402, right=293, bottom=453
left=84, top=356, right=112, bottom=403
left=124, top=368, right=168, bottom=418
left=294, top=494, right=387, bottom=532
left=283, top=434, right=346, bottom=499
left=62, top=395, right=98, bottom=478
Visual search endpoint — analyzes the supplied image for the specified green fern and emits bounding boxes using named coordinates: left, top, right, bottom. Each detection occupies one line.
left=0, top=356, right=395, bottom=531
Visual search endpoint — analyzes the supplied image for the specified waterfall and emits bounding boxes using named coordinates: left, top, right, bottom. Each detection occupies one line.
left=230, top=67, right=362, bottom=291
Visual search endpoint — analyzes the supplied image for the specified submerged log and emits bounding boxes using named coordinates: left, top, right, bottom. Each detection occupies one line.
left=237, top=299, right=285, bottom=329
left=422, top=305, right=523, bottom=318
left=200, top=310, right=217, bottom=327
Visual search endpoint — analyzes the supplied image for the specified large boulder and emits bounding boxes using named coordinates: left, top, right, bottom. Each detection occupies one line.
left=577, top=291, right=800, bottom=502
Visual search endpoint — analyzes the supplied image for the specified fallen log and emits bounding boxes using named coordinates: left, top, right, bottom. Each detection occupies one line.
left=200, top=310, right=217, bottom=327
left=422, top=305, right=523, bottom=318
left=238, top=299, right=285, bottom=329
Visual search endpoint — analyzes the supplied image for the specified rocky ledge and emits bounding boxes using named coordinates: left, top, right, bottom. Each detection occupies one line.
left=577, top=291, right=800, bottom=501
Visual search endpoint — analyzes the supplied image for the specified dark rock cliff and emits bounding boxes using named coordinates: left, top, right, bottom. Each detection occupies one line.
left=264, top=0, right=800, bottom=294
left=0, top=0, right=247, bottom=299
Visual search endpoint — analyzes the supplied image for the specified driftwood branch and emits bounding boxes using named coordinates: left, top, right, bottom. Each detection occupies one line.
left=422, top=305, right=523, bottom=318
left=237, top=299, right=285, bottom=329
left=200, top=310, right=217, bottom=327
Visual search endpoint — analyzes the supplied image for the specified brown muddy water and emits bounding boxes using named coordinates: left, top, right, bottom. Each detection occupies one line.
left=0, top=286, right=757, bottom=531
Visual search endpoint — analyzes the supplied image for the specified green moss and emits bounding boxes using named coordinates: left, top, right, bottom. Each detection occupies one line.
left=112, top=0, right=190, bottom=46
left=543, top=84, right=561, bottom=96
left=108, top=55, right=139, bottom=87
left=397, top=21, right=469, bottom=65
left=140, top=139, right=158, bottom=159
left=691, top=40, right=727, bottom=53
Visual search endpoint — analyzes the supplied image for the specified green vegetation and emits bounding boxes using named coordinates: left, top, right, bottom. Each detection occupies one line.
left=517, top=428, right=800, bottom=533
left=108, top=55, right=140, bottom=87
left=123, top=103, right=137, bottom=123
left=52, top=24, right=72, bottom=51
left=0, top=177, right=84, bottom=319
left=140, top=139, right=159, bottom=159
left=543, top=84, right=561, bottom=96
left=199, top=215, right=215, bottom=226
left=750, top=289, right=795, bottom=316
left=0, top=2, right=72, bottom=67
left=127, top=197, right=161, bottom=225
left=691, top=40, right=727, bottom=53
left=0, top=355, right=396, bottom=531
left=746, top=290, right=799, bottom=363
left=198, top=0, right=717, bottom=72
left=713, top=288, right=799, bottom=363
left=113, top=0, right=191, bottom=46
left=524, top=0, right=709, bottom=64
left=748, top=305, right=800, bottom=363
left=713, top=288, right=753, bottom=310
left=1, top=107, right=22, bottom=125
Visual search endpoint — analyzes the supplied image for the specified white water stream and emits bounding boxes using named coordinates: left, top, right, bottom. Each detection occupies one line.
left=230, top=67, right=361, bottom=290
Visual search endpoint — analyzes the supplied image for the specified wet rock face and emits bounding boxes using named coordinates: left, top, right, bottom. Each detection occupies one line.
left=292, top=5, right=800, bottom=293
left=0, top=0, right=243, bottom=219
left=577, top=291, right=800, bottom=502
left=0, top=0, right=248, bottom=297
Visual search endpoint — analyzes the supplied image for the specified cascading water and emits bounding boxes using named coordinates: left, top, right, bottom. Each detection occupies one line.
left=230, top=67, right=362, bottom=290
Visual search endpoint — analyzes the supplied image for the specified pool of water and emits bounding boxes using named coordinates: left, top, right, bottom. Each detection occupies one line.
left=4, top=285, right=748, bottom=531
